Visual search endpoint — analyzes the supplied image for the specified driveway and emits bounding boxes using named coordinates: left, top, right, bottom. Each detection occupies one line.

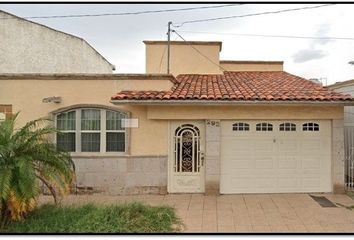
left=39, top=193, right=354, bottom=233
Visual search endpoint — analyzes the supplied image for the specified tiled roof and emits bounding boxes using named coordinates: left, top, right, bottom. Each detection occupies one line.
left=111, top=71, right=353, bottom=102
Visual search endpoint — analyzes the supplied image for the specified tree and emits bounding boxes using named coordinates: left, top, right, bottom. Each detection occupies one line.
left=0, top=113, right=75, bottom=227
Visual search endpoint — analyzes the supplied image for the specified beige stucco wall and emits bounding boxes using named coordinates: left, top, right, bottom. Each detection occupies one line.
left=116, top=79, right=173, bottom=91
left=0, top=78, right=169, bottom=156
left=147, top=105, right=343, bottom=120
left=0, top=79, right=344, bottom=157
left=220, top=61, right=284, bottom=72
left=0, top=11, right=113, bottom=73
left=145, top=42, right=222, bottom=75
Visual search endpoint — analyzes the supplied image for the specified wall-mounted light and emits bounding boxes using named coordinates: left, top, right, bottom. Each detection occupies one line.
left=42, top=96, right=62, bottom=104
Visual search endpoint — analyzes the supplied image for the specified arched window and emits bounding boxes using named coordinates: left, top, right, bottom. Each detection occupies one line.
left=56, top=108, right=127, bottom=153
left=279, top=123, right=296, bottom=131
left=303, top=123, right=319, bottom=131
left=232, top=122, right=250, bottom=131
left=256, top=123, right=273, bottom=131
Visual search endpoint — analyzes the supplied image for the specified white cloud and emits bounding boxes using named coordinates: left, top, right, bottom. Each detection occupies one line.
left=292, top=49, right=328, bottom=63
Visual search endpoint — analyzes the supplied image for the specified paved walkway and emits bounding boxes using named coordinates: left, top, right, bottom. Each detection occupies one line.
left=39, top=193, right=354, bottom=233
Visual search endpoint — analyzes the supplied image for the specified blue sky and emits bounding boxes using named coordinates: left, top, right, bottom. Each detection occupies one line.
left=1, top=3, right=354, bottom=85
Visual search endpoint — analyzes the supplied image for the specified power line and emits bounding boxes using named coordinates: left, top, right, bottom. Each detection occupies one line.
left=0, top=4, right=242, bottom=20
left=172, top=4, right=334, bottom=27
left=173, top=30, right=227, bottom=72
left=178, top=30, right=354, bottom=41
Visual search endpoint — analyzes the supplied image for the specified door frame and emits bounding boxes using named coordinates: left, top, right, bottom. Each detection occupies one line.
left=167, top=120, right=206, bottom=193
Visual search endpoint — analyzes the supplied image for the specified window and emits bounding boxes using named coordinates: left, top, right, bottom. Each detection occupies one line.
left=106, top=110, right=126, bottom=152
left=56, top=108, right=127, bottom=153
left=81, top=109, right=101, bottom=152
left=56, top=111, right=76, bottom=152
left=232, top=123, right=250, bottom=131
left=279, top=123, right=296, bottom=131
left=303, top=122, right=319, bottom=131
left=256, top=123, right=273, bottom=131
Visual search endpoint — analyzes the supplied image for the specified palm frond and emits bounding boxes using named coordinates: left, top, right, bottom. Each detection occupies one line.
left=0, top=113, right=75, bottom=223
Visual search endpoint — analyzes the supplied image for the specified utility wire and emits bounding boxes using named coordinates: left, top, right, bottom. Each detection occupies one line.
left=178, top=30, right=354, bottom=41
left=173, top=30, right=227, bottom=72
left=172, top=4, right=334, bottom=27
left=0, top=4, right=242, bottom=19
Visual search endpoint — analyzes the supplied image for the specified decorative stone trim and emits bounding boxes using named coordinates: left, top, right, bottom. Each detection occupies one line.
left=205, top=120, right=221, bottom=195
left=332, top=119, right=345, bottom=193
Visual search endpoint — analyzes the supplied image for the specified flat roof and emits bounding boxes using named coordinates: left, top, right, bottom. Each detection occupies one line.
left=143, top=40, right=222, bottom=51
left=220, top=60, right=284, bottom=65
left=328, top=79, right=354, bottom=89
left=0, top=73, right=176, bottom=81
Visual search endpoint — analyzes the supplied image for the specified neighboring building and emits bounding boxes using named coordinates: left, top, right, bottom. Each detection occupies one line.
left=328, top=79, right=354, bottom=189
left=1, top=40, right=353, bottom=195
left=0, top=10, right=114, bottom=73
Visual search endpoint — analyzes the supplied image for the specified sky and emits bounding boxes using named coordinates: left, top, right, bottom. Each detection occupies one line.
left=1, top=3, right=354, bottom=85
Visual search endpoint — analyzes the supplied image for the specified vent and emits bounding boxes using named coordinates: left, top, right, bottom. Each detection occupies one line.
left=310, top=195, right=337, bottom=207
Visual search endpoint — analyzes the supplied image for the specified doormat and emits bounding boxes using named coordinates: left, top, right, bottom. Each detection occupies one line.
left=309, top=195, right=337, bottom=207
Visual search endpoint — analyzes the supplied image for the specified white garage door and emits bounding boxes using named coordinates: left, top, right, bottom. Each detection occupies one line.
left=220, top=120, right=332, bottom=194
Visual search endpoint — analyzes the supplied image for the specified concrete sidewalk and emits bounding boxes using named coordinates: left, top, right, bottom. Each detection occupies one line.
left=39, top=193, right=354, bottom=233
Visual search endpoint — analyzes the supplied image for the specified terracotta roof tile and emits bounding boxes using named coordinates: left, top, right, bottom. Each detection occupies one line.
left=111, top=71, right=354, bottom=102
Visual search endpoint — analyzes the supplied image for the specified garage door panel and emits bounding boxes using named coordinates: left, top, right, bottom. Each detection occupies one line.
left=300, top=140, right=321, bottom=152
left=278, top=156, right=297, bottom=169
left=256, top=178, right=277, bottom=188
left=254, top=140, right=274, bottom=152
left=220, top=120, right=332, bottom=194
left=255, top=158, right=274, bottom=169
left=277, top=140, right=299, bottom=152
left=302, top=157, right=321, bottom=169
left=222, top=161, right=252, bottom=170
left=228, top=177, right=254, bottom=189
left=221, top=140, right=253, bottom=153
left=301, top=178, right=321, bottom=188
left=277, top=177, right=299, bottom=188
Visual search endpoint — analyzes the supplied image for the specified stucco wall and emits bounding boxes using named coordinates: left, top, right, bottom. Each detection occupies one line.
left=220, top=61, right=283, bottom=72
left=329, top=84, right=354, bottom=127
left=0, top=11, right=113, bottom=73
left=145, top=41, right=222, bottom=75
left=147, top=105, right=344, bottom=121
left=0, top=78, right=170, bottom=156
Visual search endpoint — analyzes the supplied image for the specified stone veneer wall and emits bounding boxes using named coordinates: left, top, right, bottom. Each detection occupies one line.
left=72, top=156, right=167, bottom=195
left=205, top=120, right=221, bottom=194
left=332, top=119, right=345, bottom=193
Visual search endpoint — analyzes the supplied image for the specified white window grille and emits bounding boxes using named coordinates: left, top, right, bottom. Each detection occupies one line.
left=56, top=108, right=127, bottom=153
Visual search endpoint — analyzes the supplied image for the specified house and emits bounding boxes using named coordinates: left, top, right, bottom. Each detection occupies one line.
left=0, top=40, right=353, bottom=195
left=0, top=10, right=114, bottom=73
left=328, top=79, right=354, bottom=189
